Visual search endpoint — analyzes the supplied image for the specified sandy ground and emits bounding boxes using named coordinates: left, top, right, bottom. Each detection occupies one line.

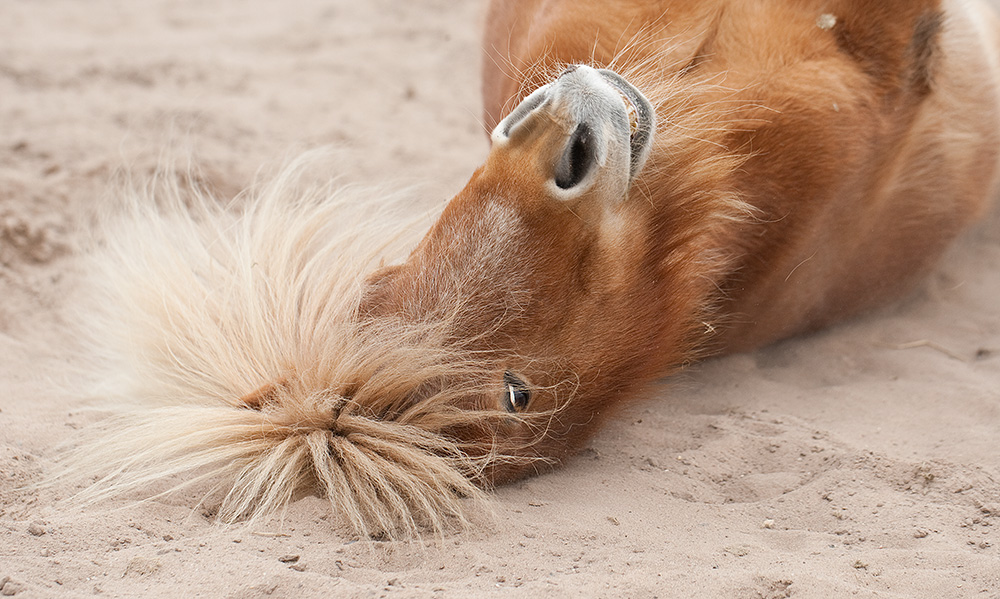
left=1, top=1, right=999, bottom=597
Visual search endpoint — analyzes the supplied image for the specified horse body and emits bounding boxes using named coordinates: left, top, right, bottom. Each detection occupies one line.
left=61, top=0, right=1000, bottom=537
left=482, top=0, right=1000, bottom=351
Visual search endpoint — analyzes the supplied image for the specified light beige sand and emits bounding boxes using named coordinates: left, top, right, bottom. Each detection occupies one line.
left=1, top=1, right=998, bottom=597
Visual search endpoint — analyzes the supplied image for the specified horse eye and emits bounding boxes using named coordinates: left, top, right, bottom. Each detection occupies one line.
left=502, top=371, right=531, bottom=413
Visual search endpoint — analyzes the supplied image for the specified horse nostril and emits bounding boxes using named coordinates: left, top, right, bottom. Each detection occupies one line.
left=500, top=89, right=547, bottom=138
left=554, top=123, right=595, bottom=190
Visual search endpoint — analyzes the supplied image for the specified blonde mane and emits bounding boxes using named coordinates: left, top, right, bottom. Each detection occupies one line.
left=53, top=154, right=570, bottom=538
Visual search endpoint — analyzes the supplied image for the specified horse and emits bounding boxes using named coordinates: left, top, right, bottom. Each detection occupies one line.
left=57, top=0, right=1000, bottom=538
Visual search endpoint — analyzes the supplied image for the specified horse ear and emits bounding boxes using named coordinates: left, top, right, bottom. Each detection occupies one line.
left=828, top=0, right=944, bottom=97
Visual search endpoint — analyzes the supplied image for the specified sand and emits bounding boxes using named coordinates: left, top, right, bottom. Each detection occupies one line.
left=1, top=1, right=998, bottom=597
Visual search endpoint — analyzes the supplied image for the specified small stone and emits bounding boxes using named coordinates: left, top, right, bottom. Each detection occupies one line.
left=27, top=522, right=46, bottom=537
left=762, top=519, right=776, bottom=529
left=914, top=529, right=930, bottom=539
left=817, top=13, right=837, bottom=30
left=123, top=557, right=161, bottom=577
left=277, top=555, right=300, bottom=564
left=288, top=564, right=306, bottom=572
left=1, top=578, right=23, bottom=596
